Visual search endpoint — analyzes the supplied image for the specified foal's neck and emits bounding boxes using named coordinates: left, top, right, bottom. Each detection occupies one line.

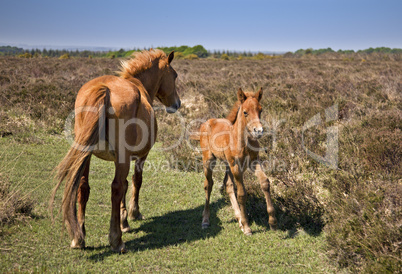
left=232, top=105, right=248, bottom=149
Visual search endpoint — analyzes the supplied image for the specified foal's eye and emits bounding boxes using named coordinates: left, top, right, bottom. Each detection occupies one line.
left=243, top=111, right=248, bottom=117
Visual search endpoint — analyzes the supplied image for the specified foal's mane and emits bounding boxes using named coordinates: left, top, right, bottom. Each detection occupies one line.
left=226, top=91, right=258, bottom=124
left=119, top=49, right=168, bottom=79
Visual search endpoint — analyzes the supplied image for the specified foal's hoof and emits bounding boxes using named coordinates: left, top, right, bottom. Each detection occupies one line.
left=239, top=222, right=252, bottom=236
left=241, top=228, right=253, bottom=236
left=71, top=239, right=85, bottom=249
left=269, top=223, right=278, bottom=230
left=121, top=225, right=131, bottom=233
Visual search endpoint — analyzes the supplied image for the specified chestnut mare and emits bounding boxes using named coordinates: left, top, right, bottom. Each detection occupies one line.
left=50, top=49, right=181, bottom=253
left=192, top=88, right=277, bottom=235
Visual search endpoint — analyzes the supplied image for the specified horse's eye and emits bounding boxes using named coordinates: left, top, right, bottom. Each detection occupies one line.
left=243, top=111, right=248, bottom=117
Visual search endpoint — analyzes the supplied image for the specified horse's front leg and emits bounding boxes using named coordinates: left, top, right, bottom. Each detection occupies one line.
left=223, top=165, right=242, bottom=223
left=250, top=160, right=277, bottom=230
left=229, top=163, right=252, bottom=235
left=202, top=157, right=216, bottom=229
left=128, top=154, right=148, bottom=220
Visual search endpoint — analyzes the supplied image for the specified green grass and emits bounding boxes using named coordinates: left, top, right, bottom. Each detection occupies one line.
left=0, top=134, right=333, bottom=273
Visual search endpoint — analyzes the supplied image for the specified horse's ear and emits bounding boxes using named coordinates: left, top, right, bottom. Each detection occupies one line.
left=256, top=87, right=263, bottom=101
left=237, top=88, right=246, bottom=103
left=168, top=51, right=174, bottom=64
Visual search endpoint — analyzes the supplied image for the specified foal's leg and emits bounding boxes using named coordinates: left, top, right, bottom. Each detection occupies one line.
left=223, top=166, right=242, bottom=223
left=202, top=157, right=216, bottom=229
left=228, top=164, right=252, bottom=235
left=73, top=157, right=91, bottom=248
left=109, top=159, right=130, bottom=253
left=250, top=161, right=277, bottom=230
left=128, top=155, right=148, bottom=220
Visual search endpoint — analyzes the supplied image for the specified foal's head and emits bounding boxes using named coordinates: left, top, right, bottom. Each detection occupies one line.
left=237, top=88, right=264, bottom=139
left=156, top=51, right=181, bottom=113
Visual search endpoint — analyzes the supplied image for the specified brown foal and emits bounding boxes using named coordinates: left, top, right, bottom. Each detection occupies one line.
left=193, top=88, right=277, bottom=235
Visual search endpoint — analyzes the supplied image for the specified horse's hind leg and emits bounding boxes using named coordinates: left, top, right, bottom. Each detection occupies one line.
left=128, top=155, right=148, bottom=220
left=109, top=159, right=130, bottom=253
left=251, top=161, right=277, bottom=230
left=74, top=157, right=91, bottom=248
left=202, top=157, right=216, bottom=229
left=120, top=179, right=130, bottom=232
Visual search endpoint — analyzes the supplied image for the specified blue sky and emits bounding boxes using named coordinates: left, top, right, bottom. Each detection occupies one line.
left=1, top=0, right=401, bottom=52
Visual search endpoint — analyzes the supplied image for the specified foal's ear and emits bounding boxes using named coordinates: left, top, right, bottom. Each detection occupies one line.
left=255, top=87, right=263, bottom=101
left=168, top=51, right=174, bottom=64
left=237, top=88, right=246, bottom=103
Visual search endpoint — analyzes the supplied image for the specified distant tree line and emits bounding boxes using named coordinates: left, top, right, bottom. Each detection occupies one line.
left=1, top=45, right=401, bottom=59
left=294, top=47, right=402, bottom=56
left=0, top=46, right=106, bottom=58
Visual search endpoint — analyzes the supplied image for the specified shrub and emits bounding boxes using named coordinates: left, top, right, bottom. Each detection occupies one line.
left=184, top=54, right=199, bottom=60
left=253, top=52, right=265, bottom=60
left=324, top=174, right=402, bottom=272
left=173, top=52, right=184, bottom=59
left=59, top=53, right=70, bottom=59
left=0, top=174, right=34, bottom=227
left=220, top=54, right=229, bottom=60
left=18, top=52, right=32, bottom=58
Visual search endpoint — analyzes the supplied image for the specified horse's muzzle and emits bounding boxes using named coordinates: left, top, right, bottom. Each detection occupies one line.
left=250, top=127, right=264, bottom=139
left=166, top=99, right=181, bottom=113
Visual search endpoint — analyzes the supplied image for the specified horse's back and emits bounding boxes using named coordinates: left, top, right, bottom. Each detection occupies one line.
left=200, top=118, right=232, bottom=159
left=76, top=75, right=141, bottom=118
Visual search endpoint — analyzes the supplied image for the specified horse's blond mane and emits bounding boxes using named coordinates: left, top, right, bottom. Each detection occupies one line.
left=119, top=49, right=167, bottom=79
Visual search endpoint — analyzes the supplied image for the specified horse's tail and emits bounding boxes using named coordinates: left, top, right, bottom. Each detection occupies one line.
left=49, top=83, right=110, bottom=242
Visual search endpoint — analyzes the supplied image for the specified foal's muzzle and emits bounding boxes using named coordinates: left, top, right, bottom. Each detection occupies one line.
left=250, top=127, right=264, bottom=139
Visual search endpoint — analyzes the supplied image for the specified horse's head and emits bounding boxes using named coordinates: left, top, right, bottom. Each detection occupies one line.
left=156, top=51, right=181, bottom=113
left=238, top=87, right=264, bottom=139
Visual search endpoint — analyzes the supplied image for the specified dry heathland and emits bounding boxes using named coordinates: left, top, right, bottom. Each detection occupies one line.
left=0, top=55, right=401, bottom=272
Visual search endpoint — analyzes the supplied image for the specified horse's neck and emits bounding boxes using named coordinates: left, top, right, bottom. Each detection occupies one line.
left=133, top=67, right=161, bottom=106
left=232, top=105, right=248, bottom=149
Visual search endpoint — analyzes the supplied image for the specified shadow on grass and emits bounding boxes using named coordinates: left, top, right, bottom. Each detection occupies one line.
left=87, top=198, right=226, bottom=261
left=247, top=193, right=325, bottom=238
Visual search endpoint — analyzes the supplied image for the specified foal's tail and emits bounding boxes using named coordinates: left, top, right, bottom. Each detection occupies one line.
left=188, top=131, right=201, bottom=141
left=49, top=83, right=110, bottom=242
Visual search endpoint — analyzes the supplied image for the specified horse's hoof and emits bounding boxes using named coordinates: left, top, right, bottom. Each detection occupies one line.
left=244, top=230, right=253, bottom=236
left=201, top=222, right=210, bottom=229
left=71, top=239, right=85, bottom=249
left=121, top=225, right=131, bottom=233
left=269, top=223, right=278, bottom=230
left=129, top=213, right=144, bottom=221
left=240, top=225, right=252, bottom=236
left=111, top=242, right=127, bottom=254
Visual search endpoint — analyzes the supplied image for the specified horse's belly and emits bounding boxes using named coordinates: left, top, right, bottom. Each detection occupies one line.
left=93, top=141, right=116, bottom=161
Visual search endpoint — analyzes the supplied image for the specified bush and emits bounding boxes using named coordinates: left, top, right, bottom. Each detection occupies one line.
left=184, top=54, right=199, bottom=60
left=324, top=174, right=402, bottom=272
left=18, top=52, right=32, bottom=58
left=0, top=174, right=34, bottom=227
left=59, top=53, right=70, bottom=59
left=220, top=54, right=229, bottom=60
